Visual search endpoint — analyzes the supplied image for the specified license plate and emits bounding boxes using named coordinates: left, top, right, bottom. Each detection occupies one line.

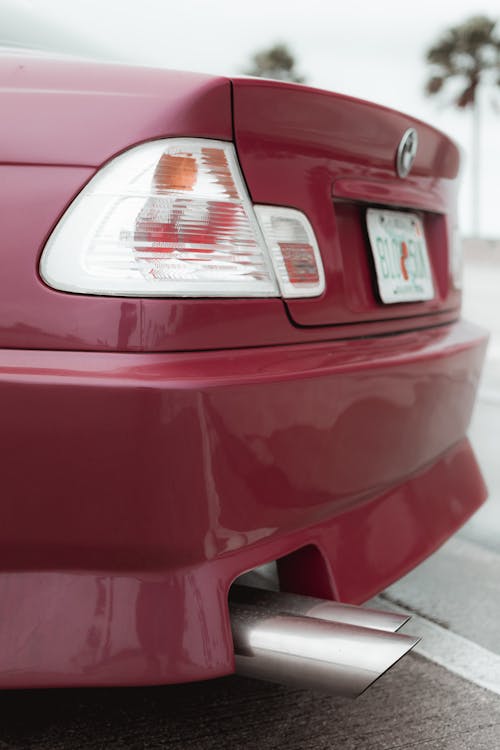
left=366, top=208, right=434, bottom=304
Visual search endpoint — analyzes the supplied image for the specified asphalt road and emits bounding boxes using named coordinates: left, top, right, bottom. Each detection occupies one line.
left=0, top=655, right=499, bottom=750
left=1, top=254, right=499, bottom=749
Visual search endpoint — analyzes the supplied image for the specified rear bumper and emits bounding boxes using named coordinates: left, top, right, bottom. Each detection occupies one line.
left=0, top=319, right=488, bottom=688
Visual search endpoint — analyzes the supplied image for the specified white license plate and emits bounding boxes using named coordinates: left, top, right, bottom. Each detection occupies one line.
left=366, top=208, right=434, bottom=304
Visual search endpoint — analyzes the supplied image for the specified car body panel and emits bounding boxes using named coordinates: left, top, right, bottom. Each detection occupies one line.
left=0, top=54, right=232, bottom=166
left=231, top=77, right=461, bottom=327
left=0, top=319, right=486, bottom=570
left=0, top=53, right=488, bottom=689
left=0, top=320, right=487, bottom=687
left=0, top=439, right=485, bottom=689
left=0, top=55, right=461, bottom=353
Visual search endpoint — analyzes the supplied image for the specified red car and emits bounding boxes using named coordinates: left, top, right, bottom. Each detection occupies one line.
left=0, top=50, right=487, bottom=695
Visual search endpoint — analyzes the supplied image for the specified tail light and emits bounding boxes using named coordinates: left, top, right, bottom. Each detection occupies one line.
left=254, top=206, right=325, bottom=298
left=40, top=138, right=325, bottom=299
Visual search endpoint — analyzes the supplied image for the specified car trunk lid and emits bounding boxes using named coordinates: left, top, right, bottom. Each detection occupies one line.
left=231, top=77, right=461, bottom=327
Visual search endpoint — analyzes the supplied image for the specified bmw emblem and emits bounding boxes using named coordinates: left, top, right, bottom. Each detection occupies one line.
left=396, top=128, right=418, bottom=178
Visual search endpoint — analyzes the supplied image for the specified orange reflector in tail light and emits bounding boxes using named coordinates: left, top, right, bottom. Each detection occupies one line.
left=254, top=206, right=325, bottom=298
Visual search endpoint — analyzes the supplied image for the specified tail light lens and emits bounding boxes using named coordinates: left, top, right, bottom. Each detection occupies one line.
left=254, top=206, right=325, bottom=298
left=40, top=139, right=278, bottom=297
left=40, top=138, right=325, bottom=299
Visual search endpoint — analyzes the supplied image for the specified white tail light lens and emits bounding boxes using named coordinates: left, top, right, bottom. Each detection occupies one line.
left=254, top=206, right=325, bottom=298
left=40, top=139, right=279, bottom=297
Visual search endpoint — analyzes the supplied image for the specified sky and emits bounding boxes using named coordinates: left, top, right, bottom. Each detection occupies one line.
left=2, top=0, right=500, bottom=238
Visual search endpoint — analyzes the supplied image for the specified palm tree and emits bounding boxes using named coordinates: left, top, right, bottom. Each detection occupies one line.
left=425, top=15, right=500, bottom=236
left=244, top=43, right=305, bottom=84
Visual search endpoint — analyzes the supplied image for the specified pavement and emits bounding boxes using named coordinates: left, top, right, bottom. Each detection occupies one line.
left=383, top=537, right=500, bottom=654
left=0, top=656, right=499, bottom=749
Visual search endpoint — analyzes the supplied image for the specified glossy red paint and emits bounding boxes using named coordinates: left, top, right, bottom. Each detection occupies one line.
left=231, top=77, right=461, bottom=327
left=0, top=440, right=485, bottom=689
left=1, top=55, right=232, bottom=166
left=0, top=53, right=488, bottom=689
left=0, top=54, right=460, bottom=354
left=0, top=321, right=487, bottom=687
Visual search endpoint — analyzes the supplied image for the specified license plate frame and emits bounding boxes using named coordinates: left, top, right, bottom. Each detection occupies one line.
left=366, top=208, right=435, bottom=304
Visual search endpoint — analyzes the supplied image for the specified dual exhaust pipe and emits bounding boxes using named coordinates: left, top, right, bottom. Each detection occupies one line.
left=229, top=585, right=419, bottom=697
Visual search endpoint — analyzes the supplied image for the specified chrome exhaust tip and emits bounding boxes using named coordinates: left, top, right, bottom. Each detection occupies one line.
left=230, top=586, right=419, bottom=698
left=230, top=584, right=409, bottom=633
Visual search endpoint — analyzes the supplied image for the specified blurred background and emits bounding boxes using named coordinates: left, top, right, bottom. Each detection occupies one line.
left=1, top=2, right=499, bottom=746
